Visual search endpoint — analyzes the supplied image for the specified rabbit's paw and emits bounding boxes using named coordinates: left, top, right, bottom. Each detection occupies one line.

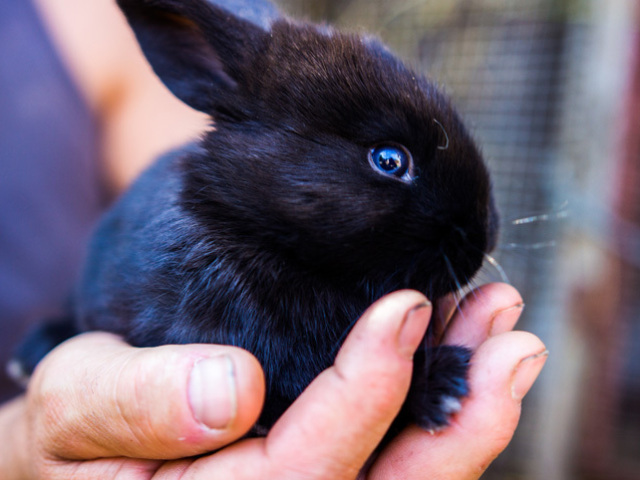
left=406, top=345, right=472, bottom=431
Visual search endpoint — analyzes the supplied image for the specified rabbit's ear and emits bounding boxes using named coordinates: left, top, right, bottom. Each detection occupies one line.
left=206, top=0, right=281, bottom=30
left=117, top=0, right=276, bottom=113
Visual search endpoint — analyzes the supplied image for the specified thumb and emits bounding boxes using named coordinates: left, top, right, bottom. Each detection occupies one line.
left=26, top=332, right=265, bottom=461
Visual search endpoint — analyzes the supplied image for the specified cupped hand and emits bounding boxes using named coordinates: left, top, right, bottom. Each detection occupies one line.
left=0, top=283, right=546, bottom=479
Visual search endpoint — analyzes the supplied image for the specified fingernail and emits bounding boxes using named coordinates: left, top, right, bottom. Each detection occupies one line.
left=511, top=349, right=549, bottom=401
left=489, top=303, right=525, bottom=337
left=398, top=300, right=432, bottom=357
left=189, top=355, right=237, bottom=430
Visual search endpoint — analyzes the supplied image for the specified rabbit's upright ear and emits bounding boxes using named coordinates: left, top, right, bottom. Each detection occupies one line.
left=117, top=0, right=277, bottom=113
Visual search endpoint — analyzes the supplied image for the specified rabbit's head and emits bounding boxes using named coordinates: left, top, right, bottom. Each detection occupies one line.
left=118, top=0, right=498, bottom=299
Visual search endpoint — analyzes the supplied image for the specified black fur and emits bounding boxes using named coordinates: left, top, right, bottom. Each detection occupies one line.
left=13, top=0, right=498, bottom=433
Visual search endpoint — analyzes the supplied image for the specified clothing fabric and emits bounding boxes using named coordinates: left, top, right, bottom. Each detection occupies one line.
left=0, top=0, right=104, bottom=401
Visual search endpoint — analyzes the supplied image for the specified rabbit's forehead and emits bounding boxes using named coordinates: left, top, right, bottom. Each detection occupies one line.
left=262, top=22, right=445, bottom=132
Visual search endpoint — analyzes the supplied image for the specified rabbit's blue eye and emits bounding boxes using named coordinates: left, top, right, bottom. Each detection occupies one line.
left=369, top=144, right=411, bottom=178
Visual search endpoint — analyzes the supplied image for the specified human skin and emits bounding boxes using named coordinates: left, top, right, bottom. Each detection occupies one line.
left=32, top=0, right=209, bottom=194
left=0, top=283, right=546, bottom=479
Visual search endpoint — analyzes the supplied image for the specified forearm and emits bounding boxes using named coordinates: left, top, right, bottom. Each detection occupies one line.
left=0, top=397, right=30, bottom=480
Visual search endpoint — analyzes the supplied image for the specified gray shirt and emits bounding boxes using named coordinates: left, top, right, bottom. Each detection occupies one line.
left=0, top=0, right=104, bottom=401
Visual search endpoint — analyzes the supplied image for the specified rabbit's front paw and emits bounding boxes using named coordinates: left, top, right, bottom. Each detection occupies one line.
left=406, top=345, right=472, bottom=431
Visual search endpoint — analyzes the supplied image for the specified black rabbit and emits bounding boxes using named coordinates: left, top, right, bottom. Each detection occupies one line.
left=12, top=0, right=499, bottom=434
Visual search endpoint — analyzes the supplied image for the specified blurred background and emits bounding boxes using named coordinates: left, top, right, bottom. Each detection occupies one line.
left=273, top=0, right=639, bottom=478
left=2, top=0, right=638, bottom=478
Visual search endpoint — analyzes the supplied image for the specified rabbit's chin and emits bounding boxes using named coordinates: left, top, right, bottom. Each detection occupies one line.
left=354, top=251, right=485, bottom=301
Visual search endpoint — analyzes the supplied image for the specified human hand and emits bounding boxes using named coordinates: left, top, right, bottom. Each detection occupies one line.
left=0, top=335, right=266, bottom=479
left=164, top=284, right=545, bottom=480
left=0, top=284, right=545, bottom=479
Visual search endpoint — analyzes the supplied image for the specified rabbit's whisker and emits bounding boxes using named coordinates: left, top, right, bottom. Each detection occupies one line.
left=451, top=286, right=466, bottom=324
left=509, top=202, right=569, bottom=225
left=483, top=253, right=510, bottom=284
left=499, top=240, right=557, bottom=250
left=466, top=276, right=480, bottom=302
left=433, top=119, right=450, bottom=151
left=443, top=255, right=462, bottom=292
left=443, top=254, right=469, bottom=323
